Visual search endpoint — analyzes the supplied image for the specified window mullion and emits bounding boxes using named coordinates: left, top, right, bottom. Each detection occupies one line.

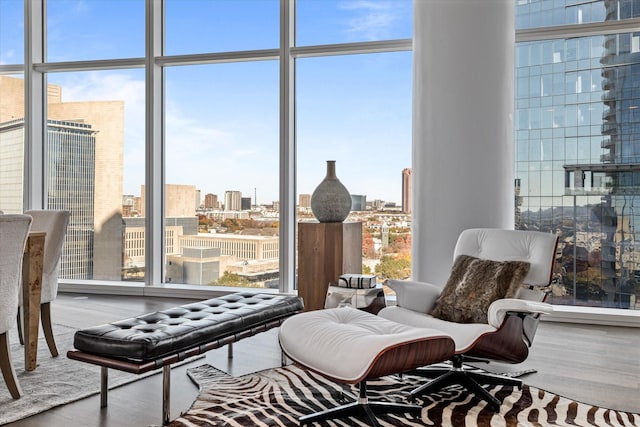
left=145, top=0, right=164, bottom=286
left=279, top=0, right=295, bottom=294
left=23, top=0, right=45, bottom=210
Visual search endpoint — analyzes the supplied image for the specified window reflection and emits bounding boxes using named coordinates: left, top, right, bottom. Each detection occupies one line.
left=516, top=31, right=640, bottom=309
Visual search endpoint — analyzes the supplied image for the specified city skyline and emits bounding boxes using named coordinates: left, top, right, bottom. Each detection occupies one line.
left=0, top=0, right=412, bottom=204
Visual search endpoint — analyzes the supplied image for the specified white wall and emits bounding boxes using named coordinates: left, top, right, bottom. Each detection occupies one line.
left=412, top=0, right=515, bottom=285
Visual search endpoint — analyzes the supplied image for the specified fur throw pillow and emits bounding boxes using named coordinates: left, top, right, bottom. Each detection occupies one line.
left=430, top=255, right=530, bottom=324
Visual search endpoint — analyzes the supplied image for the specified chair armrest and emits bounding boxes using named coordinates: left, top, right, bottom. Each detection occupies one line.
left=487, top=298, right=553, bottom=328
left=385, top=279, right=441, bottom=314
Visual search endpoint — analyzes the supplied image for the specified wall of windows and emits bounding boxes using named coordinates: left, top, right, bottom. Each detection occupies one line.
left=515, top=0, right=640, bottom=309
left=0, top=0, right=412, bottom=292
left=6, top=0, right=639, bottom=313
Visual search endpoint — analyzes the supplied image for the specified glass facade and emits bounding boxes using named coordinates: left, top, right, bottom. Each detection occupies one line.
left=516, top=1, right=640, bottom=309
left=516, top=0, right=639, bottom=28
left=47, top=120, right=96, bottom=279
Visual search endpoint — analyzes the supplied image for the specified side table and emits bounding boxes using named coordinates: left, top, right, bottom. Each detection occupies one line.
left=324, top=283, right=386, bottom=315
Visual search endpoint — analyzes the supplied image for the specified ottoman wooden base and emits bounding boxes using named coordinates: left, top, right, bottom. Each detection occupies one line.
left=278, top=307, right=455, bottom=426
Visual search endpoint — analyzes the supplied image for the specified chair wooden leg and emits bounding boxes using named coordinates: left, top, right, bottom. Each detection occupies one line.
left=41, top=302, right=58, bottom=357
left=16, top=310, right=24, bottom=346
left=0, top=332, right=22, bottom=399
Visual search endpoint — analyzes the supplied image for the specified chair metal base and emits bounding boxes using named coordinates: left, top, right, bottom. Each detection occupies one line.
left=409, top=355, right=523, bottom=412
left=299, top=381, right=422, bottom=427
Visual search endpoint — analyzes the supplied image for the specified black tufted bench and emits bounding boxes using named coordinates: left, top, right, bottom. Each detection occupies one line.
left=67, top=292, right=303, bottom=425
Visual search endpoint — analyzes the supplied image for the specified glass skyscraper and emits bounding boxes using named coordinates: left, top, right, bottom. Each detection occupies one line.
left=0, top=118, right=96, bottom=279
left=515, top=0, right=640, bottom=309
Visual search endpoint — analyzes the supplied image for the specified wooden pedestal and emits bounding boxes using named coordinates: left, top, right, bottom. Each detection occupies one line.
left=298, top=222, right=362, bottom=311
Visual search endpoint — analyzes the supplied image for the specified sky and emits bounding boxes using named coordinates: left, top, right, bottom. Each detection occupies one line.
left=0, top=0, right=413, bottom=204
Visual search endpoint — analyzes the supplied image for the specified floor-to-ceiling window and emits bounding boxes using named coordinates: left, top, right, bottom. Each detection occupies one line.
left=296, top=1, right=413, bottom=284
left=515, top=0, right=640, bottom=309
left=0, top=0, right=412, bottom=292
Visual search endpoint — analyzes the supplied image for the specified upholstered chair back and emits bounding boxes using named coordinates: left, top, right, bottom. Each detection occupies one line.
left=23, top=210, right=70, bottom=304
left=453, top=228, right=558, bottom=287
left=0, top=215, right=32, bottom=333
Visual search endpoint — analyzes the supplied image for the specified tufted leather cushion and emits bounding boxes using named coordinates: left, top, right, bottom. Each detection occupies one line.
left=73, top=292, right=303, bottom=362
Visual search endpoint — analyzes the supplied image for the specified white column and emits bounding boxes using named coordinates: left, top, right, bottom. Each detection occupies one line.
left=412, top=0, right=515, bottom=285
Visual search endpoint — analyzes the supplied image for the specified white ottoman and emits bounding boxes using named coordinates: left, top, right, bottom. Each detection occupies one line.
left=278, top=307, right=455, bottom=426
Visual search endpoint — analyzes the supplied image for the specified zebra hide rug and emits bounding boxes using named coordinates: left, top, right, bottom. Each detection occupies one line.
left=168, top=364, right=639, bottom=427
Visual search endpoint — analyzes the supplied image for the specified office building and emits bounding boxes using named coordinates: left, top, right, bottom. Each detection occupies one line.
left=140, top=184, right=198, bottom=217
left=166, top=247, right=221, bottom=285
left=0, top=75, right=124, bottom=280
left=298, top=194, right=311, bottom=208
left=224, top=190, right=242, bottom=211
left=204, top=193, right=218, bottom=209
left=515, top=1, right=640, bottom=308
left=0, top=118, right=96, bottom=278
left=351, top=194, right=367, bottom=211
left=241, top=197, right=252, bottom=210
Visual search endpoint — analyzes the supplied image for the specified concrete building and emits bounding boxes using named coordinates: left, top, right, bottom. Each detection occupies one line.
left=166, top=247, right=221, bottom=285
left=0, top=75, right=124, bottom=281
left=224, top=190, right=242, bottom=211
left=180, top=233, right=279, bottom=261
left=140, top=184, right=198, bottom=217
left=204, top=193, right=218, bottom=209
left=298, top=193, right=311, bottom=208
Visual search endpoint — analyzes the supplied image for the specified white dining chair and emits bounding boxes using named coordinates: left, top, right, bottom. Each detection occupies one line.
left=0, top=214, right=32, bottom=398
left=17, top=210, right=70, bottom=357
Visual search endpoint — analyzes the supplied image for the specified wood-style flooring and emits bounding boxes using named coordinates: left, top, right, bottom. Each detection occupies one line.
left=5, top=293, right=640, bottom=426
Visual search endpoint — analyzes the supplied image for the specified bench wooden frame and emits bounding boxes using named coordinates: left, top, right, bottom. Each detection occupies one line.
left=68, top=314, right=298, bottom=425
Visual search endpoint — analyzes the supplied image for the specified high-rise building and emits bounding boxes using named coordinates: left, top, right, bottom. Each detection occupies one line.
left=204, top=193, right=218, bottom=209
left=140, top=184, right=198, bottom=217
left=515, top=2, right=640, bottom=308
left=241, top=197, right=252, bottom=210
left=225, top=190, right=242, bottom=211
left=0, top=118, right=96, bottom=278
left=0, top=75, right=124, bottom=281
left=298, top=194, right=311, bottom=208
left=402, top=168, right=412, bottom=214
left=195, top=189, right=201, bottom=209
left=351, top=194, right=367, bottom=211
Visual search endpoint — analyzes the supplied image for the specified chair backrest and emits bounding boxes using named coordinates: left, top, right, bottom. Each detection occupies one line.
left=24, top=210, right=70, bottom=303
left=0, top=214, right=32, bottom=333
left=453, top=228, right=558, bottom=287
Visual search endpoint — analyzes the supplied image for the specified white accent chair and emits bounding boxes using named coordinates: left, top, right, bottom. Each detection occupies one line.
left=18, top=210, right=70, bottom=357
left=378, top=228, right=558, bottom=411
left=0, top=214, right=32, bottom=398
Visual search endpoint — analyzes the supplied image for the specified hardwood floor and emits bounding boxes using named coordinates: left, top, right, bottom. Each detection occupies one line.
left=5, top=293, right=640, bottom=426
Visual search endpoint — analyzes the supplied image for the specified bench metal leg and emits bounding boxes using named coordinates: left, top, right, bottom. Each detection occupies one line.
left=227, top=342, right=233, bottom=359
left=100, top=367, right=108, bottom=408
left=162, top=365, right=171, bottom=426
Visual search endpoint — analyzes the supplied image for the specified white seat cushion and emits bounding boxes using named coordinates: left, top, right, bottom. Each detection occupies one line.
left=378, top=306, right=496, bottom=353
left=279, top=307, right=452, bottom=383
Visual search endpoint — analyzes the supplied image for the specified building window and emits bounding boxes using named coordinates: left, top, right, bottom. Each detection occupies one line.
left=516, top=0, right=640, bottom=309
